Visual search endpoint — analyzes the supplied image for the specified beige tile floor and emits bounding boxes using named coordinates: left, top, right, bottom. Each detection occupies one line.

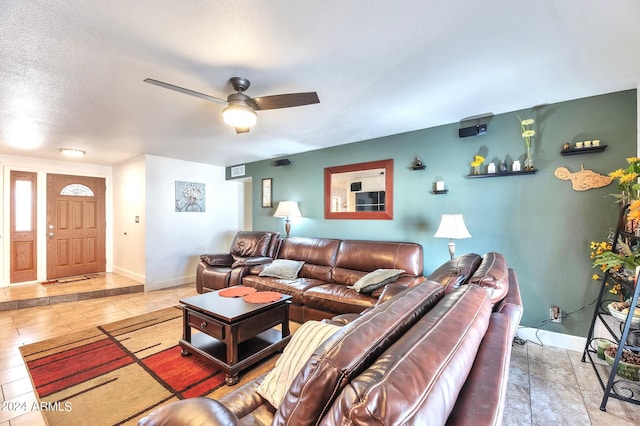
left=0, top=274, right=639, bottom=425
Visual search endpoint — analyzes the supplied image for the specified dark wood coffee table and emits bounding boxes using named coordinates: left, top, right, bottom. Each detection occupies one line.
left=179, top=288, right=292, bottom=385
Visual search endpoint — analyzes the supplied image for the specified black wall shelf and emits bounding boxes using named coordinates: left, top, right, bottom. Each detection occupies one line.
left=411, top=165, right=427, bottom=170
left=467, top=170, right=537, bottom=178
left=561, top=145, right=607, bottom=156
left=432, top=190, right=449, bottom=194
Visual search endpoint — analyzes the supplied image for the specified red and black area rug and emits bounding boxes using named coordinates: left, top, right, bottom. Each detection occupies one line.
left=20, top=307, right=227, bottom=425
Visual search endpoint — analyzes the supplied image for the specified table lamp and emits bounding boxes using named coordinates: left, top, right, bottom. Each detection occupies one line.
left=433, top=214, right=471, bottom=259
left=273, top=201, right=302, bottom=237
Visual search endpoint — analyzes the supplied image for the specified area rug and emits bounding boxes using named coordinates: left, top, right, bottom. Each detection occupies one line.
left=20, top=307, right=233, bottom=425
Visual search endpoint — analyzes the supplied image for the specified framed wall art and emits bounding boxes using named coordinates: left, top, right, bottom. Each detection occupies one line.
left=175, top=181, right=205, bottom=212
left=262, top=178, right=272, bottom=208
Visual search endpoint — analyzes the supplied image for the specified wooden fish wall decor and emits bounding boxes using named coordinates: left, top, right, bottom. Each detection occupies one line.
left=554, top=165, right=612, bottom=191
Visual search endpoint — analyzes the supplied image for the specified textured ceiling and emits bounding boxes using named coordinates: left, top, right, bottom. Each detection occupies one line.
left=1, top=0, right=639, bottom=167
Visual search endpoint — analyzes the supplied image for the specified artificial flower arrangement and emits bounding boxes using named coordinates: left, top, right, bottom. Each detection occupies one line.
left=470, top=155, right=485, bottom=174
left=590, top=237, right=640, bottom=297
left=517, top=116, right=535, bottom=170
left=609, top=157, right=640, bottom=203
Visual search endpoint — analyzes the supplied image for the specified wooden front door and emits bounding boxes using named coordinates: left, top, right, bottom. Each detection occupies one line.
left=10, top=171, right=37, bottom=283
left=46, top=174, right=106, bottom=279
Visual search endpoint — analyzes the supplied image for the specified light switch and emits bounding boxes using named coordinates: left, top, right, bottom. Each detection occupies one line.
left=135, top=216, right=140, bottom=223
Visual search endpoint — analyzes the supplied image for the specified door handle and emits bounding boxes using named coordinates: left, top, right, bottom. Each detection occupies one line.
left=48, top=232, right=54, bottom=239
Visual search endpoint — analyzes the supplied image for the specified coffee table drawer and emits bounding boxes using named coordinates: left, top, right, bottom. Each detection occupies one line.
left=187, top=311, right=224, bottom=339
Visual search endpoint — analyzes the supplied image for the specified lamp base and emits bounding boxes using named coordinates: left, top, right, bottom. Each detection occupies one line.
left=284, top=220, right=291, bottom=238
left=448, top=239, right=456, bottom=259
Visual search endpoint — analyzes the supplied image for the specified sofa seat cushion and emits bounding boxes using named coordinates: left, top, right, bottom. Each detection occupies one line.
left=325, top=285, right=493, bottom=425
left=218, top=375, right=275, bottom=424
left=303, top=284, right=378, bottom=315
left=272, top=281, right=445, bottom=425
left=242, top=275, right=325, bottom=305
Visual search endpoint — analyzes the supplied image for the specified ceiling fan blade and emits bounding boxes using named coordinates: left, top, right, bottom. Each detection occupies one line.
left=143, top=78, right=228, bottom=105
left=235, top=127, right=251, bottom=134
left=252, top=92, right=319, bottom=110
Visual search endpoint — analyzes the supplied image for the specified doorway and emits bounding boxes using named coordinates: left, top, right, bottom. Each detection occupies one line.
left=46, top=174, right=106, bottom=280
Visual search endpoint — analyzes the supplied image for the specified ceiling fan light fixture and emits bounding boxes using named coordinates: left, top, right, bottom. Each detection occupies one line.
left=222, top=103, right=257, bottom=128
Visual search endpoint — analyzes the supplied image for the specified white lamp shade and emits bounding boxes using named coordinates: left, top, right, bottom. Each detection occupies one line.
left=433, top=214, right=471, bottom=239
left=273, top=201, right=302, bottom=219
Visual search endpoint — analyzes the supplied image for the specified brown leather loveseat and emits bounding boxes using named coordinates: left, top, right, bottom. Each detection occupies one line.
left=140, top=252, right=523, bottom=426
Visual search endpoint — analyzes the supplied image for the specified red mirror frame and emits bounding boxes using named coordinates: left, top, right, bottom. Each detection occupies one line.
left=324, top=159, right=394, bottom=220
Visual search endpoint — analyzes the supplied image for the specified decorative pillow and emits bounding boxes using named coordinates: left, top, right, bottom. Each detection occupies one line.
left=257, top=320, right=340, bottom=409
left=259, top=259, right=304, bottom=280
left=350, top=269, right=405, bottom=293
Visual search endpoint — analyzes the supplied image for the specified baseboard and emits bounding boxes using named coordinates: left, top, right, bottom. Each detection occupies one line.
left=111, top=266, right=145, bottom=284
left=145, top=274, right=196, bottom=291
left=516, top=326, right=587, bottom=353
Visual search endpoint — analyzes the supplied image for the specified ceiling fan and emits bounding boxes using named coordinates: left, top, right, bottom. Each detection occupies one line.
left=143, top=77, right=320, bottom=134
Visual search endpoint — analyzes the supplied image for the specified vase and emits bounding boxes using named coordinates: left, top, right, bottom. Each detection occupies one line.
left=524, top=146, right=534, bottom=170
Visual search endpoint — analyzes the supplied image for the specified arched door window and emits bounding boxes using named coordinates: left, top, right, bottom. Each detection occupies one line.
left=60, top=184, right=94, bottom=197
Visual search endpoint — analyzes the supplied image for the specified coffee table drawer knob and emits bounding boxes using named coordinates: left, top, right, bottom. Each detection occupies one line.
left=200, top=321, right=207, bottom=329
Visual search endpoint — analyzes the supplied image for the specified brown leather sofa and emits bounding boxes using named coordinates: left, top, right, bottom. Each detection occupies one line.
left=139, top=252, right=523, bottom=426
left=241, top=236, right=424, bottom=322
left=196, top=231, right=281, bottom=292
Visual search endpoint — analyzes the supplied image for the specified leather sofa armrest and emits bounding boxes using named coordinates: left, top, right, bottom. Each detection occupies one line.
left=137, top=397, right=241, bottom=426
left=494, top=268, right=523, bottom=338
left=373, top=283, right=404, bottom=304
left=325, top=313, right=361, bottom=325
left=200, top=253, right=234, bottom=267
left=231, top=256, right=273, bottom=268
left=446, top=313, right=512, bottom=426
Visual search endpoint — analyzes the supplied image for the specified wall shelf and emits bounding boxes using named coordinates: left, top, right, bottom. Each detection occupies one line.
left=467, top=169, right=537, bottom=178
left=561, top=145, right=607, bottom=156
left=432, top=190, right=448, bottom=194
left=411, top=165, right=426, bottom=170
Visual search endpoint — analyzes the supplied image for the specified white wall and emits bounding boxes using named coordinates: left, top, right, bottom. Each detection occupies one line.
left=143, top=155, right=245, bottom=290
left=112, top=156, right=146, bottom=282
left=0, top=154, right=113, bottom=286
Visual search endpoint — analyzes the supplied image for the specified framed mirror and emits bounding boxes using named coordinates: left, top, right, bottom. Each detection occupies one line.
left=324, top=159, right=393, bottom=220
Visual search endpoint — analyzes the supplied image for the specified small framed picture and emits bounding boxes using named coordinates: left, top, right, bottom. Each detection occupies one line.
left=261, top=178, right=272, bottom=208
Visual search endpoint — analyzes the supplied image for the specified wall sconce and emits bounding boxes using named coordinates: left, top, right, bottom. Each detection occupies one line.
left=433, top=214, right=471, bottom=259
left=273, top=201, right=302, bottom=237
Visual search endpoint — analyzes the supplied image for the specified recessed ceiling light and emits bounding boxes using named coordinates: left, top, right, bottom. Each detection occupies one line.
left=59, top=148, right=86, bottom=157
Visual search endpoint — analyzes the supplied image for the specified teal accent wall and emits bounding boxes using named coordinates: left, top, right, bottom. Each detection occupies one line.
left=229, top=90, right=637, bottom=338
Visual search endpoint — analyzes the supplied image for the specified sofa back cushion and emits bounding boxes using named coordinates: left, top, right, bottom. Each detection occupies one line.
left=325, top=284, right=492, bottom=425
left=428, top=252, right=482, bottom=292
left=466, top=252, right=509, bottom=304
left=332, top=240, right=423, bottom=285
left=229, top=231, right=278, bottom=258
left=273, top=281, right=445, bottom=424
left=276, top=237, right=341, bottom=282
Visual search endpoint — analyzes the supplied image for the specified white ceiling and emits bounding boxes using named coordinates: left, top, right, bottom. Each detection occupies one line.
left=1, top=0, right=639, bottom=167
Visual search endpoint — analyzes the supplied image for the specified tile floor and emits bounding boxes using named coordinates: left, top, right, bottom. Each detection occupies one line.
left=0, top=274, right=638, bottom=425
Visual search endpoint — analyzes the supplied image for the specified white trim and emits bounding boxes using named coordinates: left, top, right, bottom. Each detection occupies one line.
left=516, top=326, right=586, bottom=352
left=111, top=266, right=145, bottom=284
